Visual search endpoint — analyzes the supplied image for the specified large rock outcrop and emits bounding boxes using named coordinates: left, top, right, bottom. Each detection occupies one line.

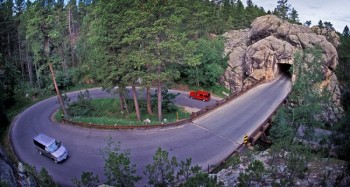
left=0, top=145, right=17, bottom=186
left=0, top=146, right=38, bottom=186
left=221, top=15, right=342, bottom=123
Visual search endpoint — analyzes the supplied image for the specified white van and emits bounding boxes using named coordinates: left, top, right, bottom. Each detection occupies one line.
left=33, top=134, right=68, bottom=163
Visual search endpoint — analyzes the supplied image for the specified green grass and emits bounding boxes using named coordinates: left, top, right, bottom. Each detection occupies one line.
left=57, top=98, right=190, bottom=126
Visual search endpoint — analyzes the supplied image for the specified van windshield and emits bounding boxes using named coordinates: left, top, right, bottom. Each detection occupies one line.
left=47, top=141, right=59, bottom=153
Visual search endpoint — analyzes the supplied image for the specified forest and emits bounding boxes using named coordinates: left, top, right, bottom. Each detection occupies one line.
left=1, top=0, right=350, bottom=186
left=0, top=0, right=268, bottom=125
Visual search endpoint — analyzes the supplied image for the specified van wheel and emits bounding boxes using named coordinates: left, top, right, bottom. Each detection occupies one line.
left=190, top=96, right=193, bottom=99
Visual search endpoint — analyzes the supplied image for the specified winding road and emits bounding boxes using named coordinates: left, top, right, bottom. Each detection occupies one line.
left=11, top=75, right=291, bottom=186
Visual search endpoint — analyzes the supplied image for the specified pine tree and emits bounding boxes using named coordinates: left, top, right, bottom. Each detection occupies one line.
left=318, top=20, right=324, bottom=28
left=343, top=25, right=350, bottom=37
left=102, top=138, right=141, bottom=187
left=288, top=8, right=299, bottom=23
left=275, top=0, right=290, bottom=20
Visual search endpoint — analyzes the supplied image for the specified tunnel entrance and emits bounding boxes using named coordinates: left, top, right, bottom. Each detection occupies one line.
left=277, top=63, right=292, bottom=78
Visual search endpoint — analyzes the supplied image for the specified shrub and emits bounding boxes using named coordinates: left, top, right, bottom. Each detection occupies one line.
left=151, top=88, right=180, bottom=114
left=68, top=90, right=94, bottom=117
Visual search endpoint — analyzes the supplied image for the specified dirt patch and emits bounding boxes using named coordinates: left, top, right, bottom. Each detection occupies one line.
left=181, top=106, right=201, bottom=113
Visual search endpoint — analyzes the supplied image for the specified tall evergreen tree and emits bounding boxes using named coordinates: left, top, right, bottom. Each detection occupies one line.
left=324, top=21, right=334, bottom=30
left=318, top=20, right=324, bottom=28
left=304, top=20, right=312, bottom=27
left=274, top=0, right=290, bottom=20
left=288, top=8, right=299, bottom=23
left=343, top=25, right=350, bottom=37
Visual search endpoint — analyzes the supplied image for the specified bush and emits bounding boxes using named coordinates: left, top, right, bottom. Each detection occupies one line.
left=68, top=90, right=94, bottom=117
left=55, top=69, right=75, bottom=89
left=151, top=88, right=180, bottom=114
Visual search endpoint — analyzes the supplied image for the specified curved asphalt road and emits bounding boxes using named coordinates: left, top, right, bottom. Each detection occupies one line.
left=11, top=75, right=291, bottom=186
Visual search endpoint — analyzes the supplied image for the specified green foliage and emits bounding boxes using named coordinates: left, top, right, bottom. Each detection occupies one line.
left=288, top=47, right=329, bottom=132
left=269, top=107, right=294, bottom=142
left=58, top=98, right=190, bottom=125
left=333, top=113, right=350, bottom=169
left=152, top=88, right=180, bottom=114
left=288, top=8, right=299, bottom=23
left=184, top=37, right=228, bottom=88
left=334, top=27, right=350, bottom=168
left=269, top=47, right=328, bottom=144
left=238, top=160, right=265, bottom=186
left=337, top=28, right=350, bottom=110
left=68, top=89, right=94, bottom=117
left=0, top=180, right=9, bottom=187
left=24, top=163, right=58, bottom=187
left=72, top=171, right=100, bottom=187
left=144, top=147, right=218, bottom=186
left=39, top=168, right=57, bottom=187
left=274, top=0, right=290, bottom=20
left=0, top=60, right=20, bottom=109
left=180, top=172, right=221, bottom=187
left=102, top=137, right=141, bottom=187
left=286, top=144, right=312, bottom=179
left=55, top=69, right=75, bottom=89
left=144, top=147, right=178, bottom=186
left=177, top=158, right=202, bottom=181
left=268, top=47, right=333, bottom=182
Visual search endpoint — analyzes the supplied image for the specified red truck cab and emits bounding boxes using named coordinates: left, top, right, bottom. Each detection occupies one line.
left=189, top=90, right=211, bottom=101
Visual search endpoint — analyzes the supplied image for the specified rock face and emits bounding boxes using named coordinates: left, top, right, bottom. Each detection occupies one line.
left=0, top=146, right=38, bottom=186
left=216, top=150, right=350, bottom=187
left=0, top=146, right=17, bottom=186
left=221, top=15, right=342, bottom=122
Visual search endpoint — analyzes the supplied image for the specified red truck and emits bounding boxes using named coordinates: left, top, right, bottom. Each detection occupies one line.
left=189, top=90, right=211, bottom=101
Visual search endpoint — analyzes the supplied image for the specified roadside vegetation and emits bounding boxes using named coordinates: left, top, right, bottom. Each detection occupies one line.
left=55, top=89, right=190, bottom=126
left=1, top=0, right=350, bottom=186
left=71, top=137, right=221, bottom=187
left=212, top=47, right=350, bottom=186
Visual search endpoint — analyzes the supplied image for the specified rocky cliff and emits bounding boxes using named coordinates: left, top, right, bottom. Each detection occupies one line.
left=221, top=15, right=342, bottom=123
left=0, top=145, right=17, bottom=186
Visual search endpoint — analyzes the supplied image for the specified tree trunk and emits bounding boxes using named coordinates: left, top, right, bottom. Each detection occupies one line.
left=34, top=63, right=41, bottom=88
left=146, top=86, right=153, bottom=115
left=156, top=35, right=162, bottom=122
left=118, top=92, right=124, bottom=113
left=123, top=96, right=129, bottom=114
left=132, top=84, right=141, bottom=121
left=49, top=63, right=69, bottom=117
left=68, top=7, right=77, bottom=67
left=26, top=42, right=33, bottom=85
left=157, top=68, right=162, bottom=122
left=7, top=32, right=11, bottom=59
left=18, top=27, right=24, bottom=79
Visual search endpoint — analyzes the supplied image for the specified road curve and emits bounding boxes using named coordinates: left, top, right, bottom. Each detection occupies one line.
left=11, top=75, right=291, bottom=186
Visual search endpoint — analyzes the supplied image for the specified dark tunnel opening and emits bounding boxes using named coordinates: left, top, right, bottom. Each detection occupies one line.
left=277, top=63, right=292, bottom=78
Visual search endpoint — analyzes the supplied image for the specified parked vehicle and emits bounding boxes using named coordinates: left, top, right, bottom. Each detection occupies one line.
left=33, top=133, right=68, bottom=163
left=189, top=90, right=211, bottom=101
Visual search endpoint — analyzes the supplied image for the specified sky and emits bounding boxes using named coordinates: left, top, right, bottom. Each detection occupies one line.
left=249, top=0, right=350, bottom=33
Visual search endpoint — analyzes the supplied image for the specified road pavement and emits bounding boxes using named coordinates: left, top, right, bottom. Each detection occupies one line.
left=11, top=75, right=291, bottom=186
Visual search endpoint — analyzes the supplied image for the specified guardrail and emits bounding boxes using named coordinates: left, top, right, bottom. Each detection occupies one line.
left=61, top=78, right=266, bottom=130
left=189, top=78, right=266, bottom=121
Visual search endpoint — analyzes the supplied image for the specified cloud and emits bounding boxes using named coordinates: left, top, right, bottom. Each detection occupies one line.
left=251, top=0, right=350, bottom=32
